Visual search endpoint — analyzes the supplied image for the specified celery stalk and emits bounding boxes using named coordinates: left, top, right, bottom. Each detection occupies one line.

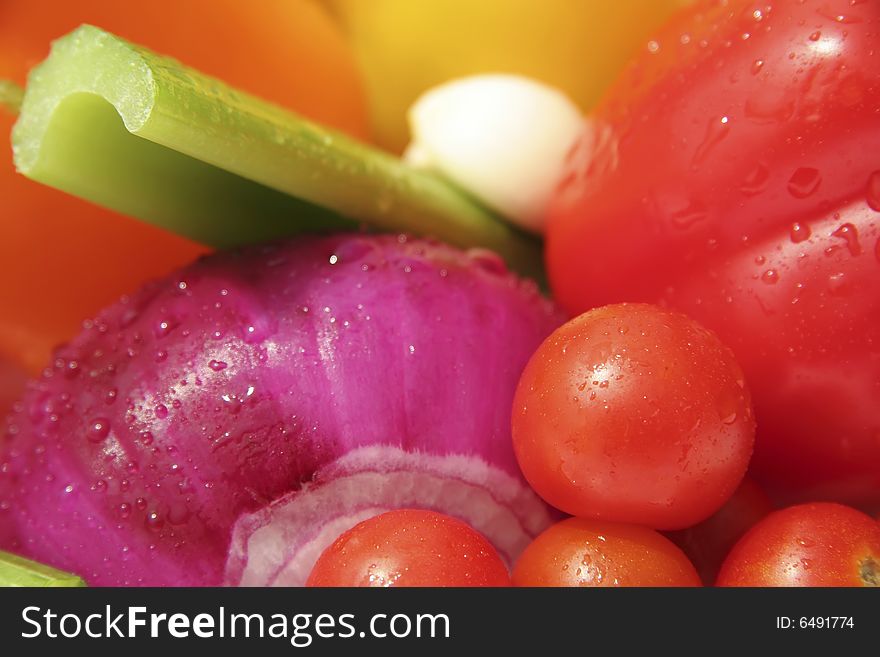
left=0, top=550, right=86, bottom=587
left=12, top=25, right=543, bottom=280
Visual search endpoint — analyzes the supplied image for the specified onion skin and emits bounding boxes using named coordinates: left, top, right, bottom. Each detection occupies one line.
left=0, top=234, right=561, bottom=586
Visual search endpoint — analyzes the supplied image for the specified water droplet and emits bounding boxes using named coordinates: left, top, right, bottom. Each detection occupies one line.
left=647, top=40, right=660, bottom=54
left=790, top=222, right=812, bottom=243
left=87, top=418, right=111, bottom=443
left=145, top=511, right=165, bottom=532
left=817, top=7, right=863, bottom=23
left=669, top=199, right=709, bottom=228
left=208, top=360, right=228, bottom=372
left=787, top=168, right=822, bottom=198
left=866, top=171, right=880, bottom=211
left=809, top=30, right=822, bottom=41
left=154, top=404, right=169, bottom=420
left=750, top=59, right=765, bottom=75
left=117, top=503, right=132, bottom=520
left=693, top=116, right=731, bottom=164
left=739, top=162, right=770, bottom=196
left=828, top=271, right=849, bottom=295
left=831, top=223, right=861, bottom=256
left=91, top=479, right=107, bottom=493
left=155, top=318, right=179, bottom=338
left=716, top=389, right=741, bottom=425
left=154, top=350, right=168, bottom=363
left=135, top=497, right=147, bottom=510
left=761, top=269, right=780, bottom=284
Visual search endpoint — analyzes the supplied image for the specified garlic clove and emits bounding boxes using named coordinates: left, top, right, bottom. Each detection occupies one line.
left=405, top=74, right=588, bottom=234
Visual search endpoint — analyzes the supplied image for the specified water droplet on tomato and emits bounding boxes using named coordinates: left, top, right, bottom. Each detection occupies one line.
left=761, top=269, right=780, bottom=284
left=693, top=116, right=731, bottom=164
left=208, top=360, right=228, bottom=372
left=154, top=404, right=168, bottom=420
left=787, top=168, right=822, bottom=198
left=809, top=30, right=822, bottom=41
left=831, top=223, right=861, bottom=256
left=668, top=199, right=709, bottom=229
left=750, top=59, right=765, bottom=75
left=790, top=222, right=812, bottom=243
left=828, top=272, right=849, bottom=295
left=740, top=163, right=770, bottom=196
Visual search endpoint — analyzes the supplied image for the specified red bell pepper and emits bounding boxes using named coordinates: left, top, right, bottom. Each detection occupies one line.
left=547, top=0, right=880, bottom=508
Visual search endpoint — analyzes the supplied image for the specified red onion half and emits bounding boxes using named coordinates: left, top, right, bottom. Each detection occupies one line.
left=0, top=234, right=561, bottom=585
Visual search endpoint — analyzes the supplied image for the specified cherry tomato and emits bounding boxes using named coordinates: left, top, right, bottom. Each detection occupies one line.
left=665, top=477, right=773, bottom=584
left=717, top=502, right=880, bottom=587
left=546, top=0, right=880, bottom=507
left=0, top=0, right=367, bottom=374
left=512, top=517, right=701, bottom=587
left=306, top=509, right=511, bottom=587
left=512, top=303, right=754, bottom=530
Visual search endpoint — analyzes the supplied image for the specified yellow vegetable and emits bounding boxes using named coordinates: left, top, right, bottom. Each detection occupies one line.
left=326, top=0, right=692, bottom=152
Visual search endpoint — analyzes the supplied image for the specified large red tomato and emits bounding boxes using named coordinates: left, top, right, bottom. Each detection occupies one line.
left=547, top=0, right=880, bottom=507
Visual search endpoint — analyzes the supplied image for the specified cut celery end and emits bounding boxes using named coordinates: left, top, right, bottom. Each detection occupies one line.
left=0, top=550, right=86, bottom=587
left=12, top=25, right=544, bottom=281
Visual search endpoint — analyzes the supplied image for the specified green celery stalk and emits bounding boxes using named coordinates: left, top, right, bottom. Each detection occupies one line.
left=0, top=550, right=86, bottom=587
left=12, top=25, right=543, bottom=281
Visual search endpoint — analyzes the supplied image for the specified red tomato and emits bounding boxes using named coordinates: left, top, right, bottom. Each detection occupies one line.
left=717, top=502, right=880, bottom=587
left=512, top=303, right=755, bottom=530
left=665, top=477, right=774, bottom=583
left=546, top=0, right=880, bottom=507
left=306, top=509, right=511, bottom=587
left=512, top=517, right=701, bottom=587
